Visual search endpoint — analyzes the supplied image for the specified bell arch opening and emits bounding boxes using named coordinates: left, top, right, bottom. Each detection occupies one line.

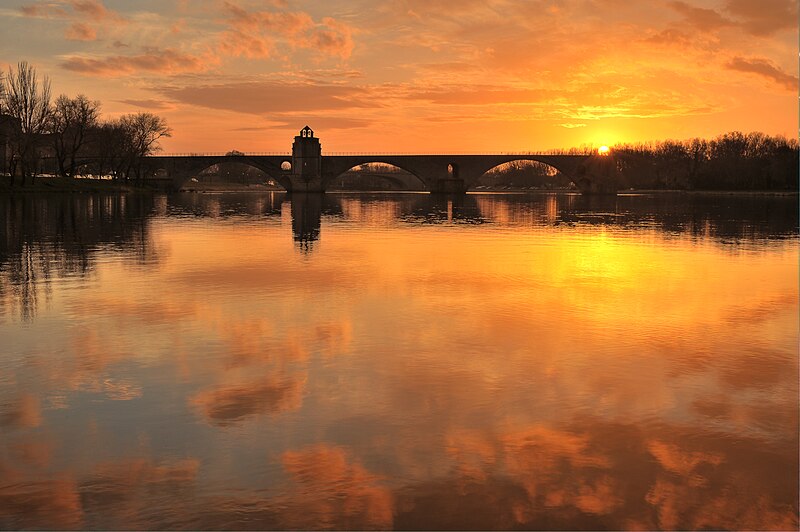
left=470, top=160, right=575, bottom=191
left=329, top=162, right=427, bottom=191
left=447, top=163, right=459, bottom=179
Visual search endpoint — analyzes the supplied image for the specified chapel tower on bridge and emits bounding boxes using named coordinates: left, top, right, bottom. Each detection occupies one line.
left=291, top=126, right=323, bottom=191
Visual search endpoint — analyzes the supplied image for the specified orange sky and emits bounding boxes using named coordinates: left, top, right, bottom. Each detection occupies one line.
left=1, top=0, right=797, bottom=152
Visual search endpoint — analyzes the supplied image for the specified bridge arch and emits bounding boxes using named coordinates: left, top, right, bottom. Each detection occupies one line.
left=324, top=159, right=428, bottom=191
left=469, top=159, right=573, bottom=191
left=168, top=157, right=292, bottom=191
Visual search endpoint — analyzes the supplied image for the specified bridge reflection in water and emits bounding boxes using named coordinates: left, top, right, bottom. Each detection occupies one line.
left=132, top=191, right=800, bottom=254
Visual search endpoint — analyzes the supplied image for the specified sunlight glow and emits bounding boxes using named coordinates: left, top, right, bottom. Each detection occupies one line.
left=598, top=145, right=610, bottom=156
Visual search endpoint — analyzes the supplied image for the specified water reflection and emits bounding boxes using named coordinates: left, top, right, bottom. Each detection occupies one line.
left=0, top=194, right=156, bottom=321
left=0, top=192, right=797, bottom=530
left=153, top=191, right=800, bottom=250
left=290, top=193, right=322, bottom=251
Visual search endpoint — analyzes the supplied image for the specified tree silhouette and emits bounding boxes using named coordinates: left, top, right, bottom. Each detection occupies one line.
left=0, top=61, right=51, bottom=185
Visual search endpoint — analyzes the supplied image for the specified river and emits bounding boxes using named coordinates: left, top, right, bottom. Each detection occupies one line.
left=0, top=191, right=797, bottom=530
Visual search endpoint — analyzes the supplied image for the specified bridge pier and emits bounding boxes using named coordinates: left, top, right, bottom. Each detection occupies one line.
left=286, top=175, right=325, bottom=192
left=432, top=178, right=467, bottom=194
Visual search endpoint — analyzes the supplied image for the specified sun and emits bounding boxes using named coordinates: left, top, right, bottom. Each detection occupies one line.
left=598, top=145, right=610, bottom=156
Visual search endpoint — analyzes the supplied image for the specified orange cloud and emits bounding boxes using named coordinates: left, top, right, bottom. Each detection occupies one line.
left=61, top=48, right=216, bottom=77
left=20, top=0, right=125, bottom=42
left=310, top=18, right=355, bottom=59
left=156, top=81, right=376, bottom=115
left=20, top=0, right=121, bottom=21
left=19, top=2, right=70, bottom=18
left=220, top=1, right=355, bottom=60
left=64, top=22, right=97, bottom=41
left=726, top=56, right=799, bottom=91
left=725, top=0, right=798, bottom=35
left=116, top=98, right=173, bottom=110
left=667, top=1, right=732, bottom=32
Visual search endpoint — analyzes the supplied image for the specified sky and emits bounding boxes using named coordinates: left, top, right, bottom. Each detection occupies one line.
left=0, top=0, right=797, bottom=153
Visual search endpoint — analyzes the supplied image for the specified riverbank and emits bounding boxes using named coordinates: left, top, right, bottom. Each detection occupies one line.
left=0, top=177, right=146, bottom=194
left=179, top=182, right=284, bottom=193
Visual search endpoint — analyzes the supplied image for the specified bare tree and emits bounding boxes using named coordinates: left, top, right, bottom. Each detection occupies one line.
left=86, top=119, right=127, bottom=179
left=50, top=94, right=100, bottom=178
left=1, top=61, right=52, bottom=185
left=119, top=112, right=172, bottom=183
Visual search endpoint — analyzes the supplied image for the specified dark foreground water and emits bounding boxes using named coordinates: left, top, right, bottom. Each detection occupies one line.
left=0, top=192, right=797, bottom=530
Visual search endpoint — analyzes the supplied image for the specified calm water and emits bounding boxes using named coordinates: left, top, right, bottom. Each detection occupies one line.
left=0, top=192, right=797, bottom=530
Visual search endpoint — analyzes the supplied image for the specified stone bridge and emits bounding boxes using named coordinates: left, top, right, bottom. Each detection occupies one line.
left=145, top=126, right=620, bottom=193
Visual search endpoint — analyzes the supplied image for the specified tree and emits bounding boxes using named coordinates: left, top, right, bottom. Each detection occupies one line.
left=118, top=113, right=172, bottom=183
left=84, top=119, right=128, bottom=179
left=0, top=61, right=52, bottom=185
left=50, top=94, right=100, bottom=178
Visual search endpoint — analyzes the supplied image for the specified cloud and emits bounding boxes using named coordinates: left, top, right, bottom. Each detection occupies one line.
left=667, top=1, right=732, bottom=32
left=116, top=98, right=173, bottom=110
left=219, top=1, right=355, bottom=60
left=19, top=2, right=70, bottom=18
left=726, top=56, right=798, bottom=91
left=20, top=0, right=125, bottom=41
left=725, top=0, right=798, bottom=35
left=155, top=81, right=377, bottom=115
left=403, top=86, right=552, bottom=105
left=645, top=28, right=694, bottom=47
left=560, top=123, right=587, bottom=128
left=61, top=48, right=216, bottom=77
left=310, top=17, right=355, bottom=59
left=69, top=0, right=118, bottom=21
left=218, top=29, right=274, bottom=59
left=64, top=22, right=96, bottom=41
left=20, top=0, right=121, bottom=21
left=270, top=116, right=374, bottom=130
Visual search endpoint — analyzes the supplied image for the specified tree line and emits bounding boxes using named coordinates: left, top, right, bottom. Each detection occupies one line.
left=611, top=132, right=798, bottom=191
left=0, top=61, right=171, bottom=187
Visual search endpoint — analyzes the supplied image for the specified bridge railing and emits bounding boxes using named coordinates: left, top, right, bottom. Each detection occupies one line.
left=155, top=152, right=292, bottom=157
left=320, top=151, right=585, bottom=156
